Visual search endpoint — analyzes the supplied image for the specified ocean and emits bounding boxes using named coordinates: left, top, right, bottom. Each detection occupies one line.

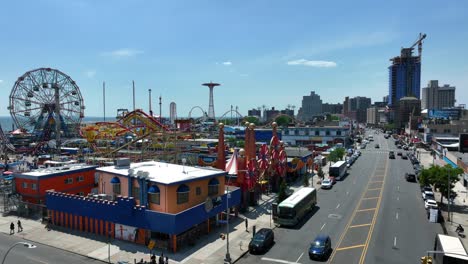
left=0, top=116, right=116, bottom=133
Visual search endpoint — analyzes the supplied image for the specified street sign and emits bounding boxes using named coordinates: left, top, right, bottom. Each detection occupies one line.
left=218, top=220, right=228, bottom=224
left=147, top=239, right=156, bottom=250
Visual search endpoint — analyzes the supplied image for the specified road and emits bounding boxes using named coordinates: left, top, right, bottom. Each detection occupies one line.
left=237, top=130, right=443, bottom=264
left=0, top=233, right=105, bottom=264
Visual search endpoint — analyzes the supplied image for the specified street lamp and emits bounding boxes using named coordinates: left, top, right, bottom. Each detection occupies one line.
left=2, top=242, right=36, bottom=264
left=224, top=186, right=232, bottom=264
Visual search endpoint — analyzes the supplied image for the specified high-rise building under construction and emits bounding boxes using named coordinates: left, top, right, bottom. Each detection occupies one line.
left=388, top=48, right=421, bottom=107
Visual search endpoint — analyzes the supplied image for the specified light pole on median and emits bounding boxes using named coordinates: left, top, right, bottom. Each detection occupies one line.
left=225, top=186, right=232, bottom=264
left=2, top=242, right=36, bottom=264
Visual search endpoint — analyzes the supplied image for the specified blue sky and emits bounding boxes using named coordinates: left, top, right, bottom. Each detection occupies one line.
left=0, top=0, right=467, bottom=118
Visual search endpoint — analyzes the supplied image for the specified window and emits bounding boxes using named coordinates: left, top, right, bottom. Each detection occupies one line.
left=31, top=183, right=37, bottom=190
left=196, top=187, right=202, bottom=196
left=64, top=178, right=73, bottom=184
left=148, top=185, right=160, bottom=205
left=315, top=131, right=319, bottom=136
left=208, top=178, right=219, bottom=196
left=22, top=182, right=28, bottom=188
left=132, top=186, right=140, bottom=198
left=76, top=176, right=84, bottom=182
left=326, top=130, right=330, bottom=136
left=336, top=130, right=342, bottom=136
left=177, top=184, right=190, bottom=204
left=113, top=184, right=121, bottom=195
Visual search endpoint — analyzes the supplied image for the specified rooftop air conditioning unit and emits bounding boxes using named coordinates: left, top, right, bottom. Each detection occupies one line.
left=115, top=158, right=131, bottom=167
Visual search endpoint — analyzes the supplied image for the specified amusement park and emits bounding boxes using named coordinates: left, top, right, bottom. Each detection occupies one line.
left=0, top=68, right=323, bottom=261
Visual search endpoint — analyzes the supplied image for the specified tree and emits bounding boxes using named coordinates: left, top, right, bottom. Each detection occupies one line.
left=317, top=165, right=325, bottom=180
left=303, top=173, right=310, bottom=187
left=419, top=165, right=464, bottom=204
left=243, top=116, right=260, bottom=126
left=277, top=179, right=288, bottom=203
left=328, top=149, right=342, bottom=165
left=334, top=148, right=345, bottom=160
left=275, top=115, right=291, bottom=127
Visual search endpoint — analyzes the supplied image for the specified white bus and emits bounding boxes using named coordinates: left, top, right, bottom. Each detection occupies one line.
left=329, top=161, right=347, bottom=180
left=274, top=187, right=317, bottom=227
left=432, top=234, right=468, bottom=263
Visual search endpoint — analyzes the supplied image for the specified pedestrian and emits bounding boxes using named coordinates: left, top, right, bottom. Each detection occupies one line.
left=245, top=218, right=249, bottom=232
left=165, top=256, right=168, bottom=264
left=150, top=254, right=156, bottom=264
left=17, top=220, right=23, bottom=232
left=10, top=222, right=14, bottom=235
left=159, top=253, right=164, bottom=264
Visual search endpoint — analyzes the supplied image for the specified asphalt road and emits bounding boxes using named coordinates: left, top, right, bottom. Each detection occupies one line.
left=237, top=130, right=444, bottom=264
left=0, top=233, right=105, bottom=264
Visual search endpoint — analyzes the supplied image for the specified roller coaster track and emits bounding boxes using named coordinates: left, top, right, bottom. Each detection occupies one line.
left=0, top=125, right=15, bottom=152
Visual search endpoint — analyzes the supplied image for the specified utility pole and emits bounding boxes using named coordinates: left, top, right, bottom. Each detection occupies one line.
left=103, top=82, right=106, bottom=122
left=159, top=95, right=162, bottom=124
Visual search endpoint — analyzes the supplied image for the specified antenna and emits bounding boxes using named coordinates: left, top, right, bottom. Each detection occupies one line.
left=182, top=158, right=187, bottom=174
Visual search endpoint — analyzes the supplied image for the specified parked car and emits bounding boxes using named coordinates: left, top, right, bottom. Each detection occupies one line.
left=401, top=153, right=408, bottom=159
left=248, top=228, right=274, bottom=254
left=309, top=234, right=332, bottom=260
left=375, top=144, right=380, bottom=149
left=405, top=173, right=416, bottom=182
left=422, top=191, right=435, bottom=201
left=421, top=186, right=432, bottom=193
left=397, top=151, right=402, bottom=156
left=425, top=199, right=438, bottom=210
left=403, top=145, right=409, bottom=150
left=321, top=179, right=333, bottom=189
left=389, top=151, right=395, bottom=159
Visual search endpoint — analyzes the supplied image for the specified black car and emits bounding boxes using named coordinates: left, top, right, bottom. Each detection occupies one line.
left=375, top=144, right=380, bottom=149
left=401, top=153, right=408, bottom=159
left=249, top=228, right=274, bottom=254
left=309, top=234, right=332, bottom=260
left=405, top=173, right=416, bottom=182
left=389, top=151, right=395, bottom=159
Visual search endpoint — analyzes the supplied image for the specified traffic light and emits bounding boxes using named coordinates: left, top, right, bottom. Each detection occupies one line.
left=421, top=256, right=433, bottom=264
left=220, top=233, right=226, bottom=240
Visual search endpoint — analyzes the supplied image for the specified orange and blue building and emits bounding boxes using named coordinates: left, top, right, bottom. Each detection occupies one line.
left=46, top=159, right=241, bottom=252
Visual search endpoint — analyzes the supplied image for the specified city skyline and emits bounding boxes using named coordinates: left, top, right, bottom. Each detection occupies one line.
left=0, top=1, right=467, bottom=118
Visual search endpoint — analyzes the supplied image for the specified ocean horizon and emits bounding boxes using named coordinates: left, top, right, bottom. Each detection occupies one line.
left=0, top=116, right=116, bottom=133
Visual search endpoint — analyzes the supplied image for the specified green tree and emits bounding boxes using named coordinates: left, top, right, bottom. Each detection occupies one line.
left=275, top=115, right=291, bottom=127
left=334, top=148, right=345, bottom=160
left=303, top=173, right=310, bottom=187
left=328, top=149, right=343, bottom=164
left=419, top=165, right=464, bottom=204
left=317, top=165, right=325, bottom=180
left=243, top=116, right=260, bottom=125
left=277, top=179, right=288, bottom=203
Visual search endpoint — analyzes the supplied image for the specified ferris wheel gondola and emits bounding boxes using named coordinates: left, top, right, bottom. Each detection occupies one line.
left=8, top=68, right=85, bottom=140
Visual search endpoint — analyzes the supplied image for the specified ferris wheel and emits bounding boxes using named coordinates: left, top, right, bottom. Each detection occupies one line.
left=8, top=68, right=85, bottom=138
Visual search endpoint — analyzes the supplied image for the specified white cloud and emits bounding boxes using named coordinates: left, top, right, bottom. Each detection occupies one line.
left=85, top=70, right=96, bottom=78
left=287, top=59, right=337, bottom=68
left=102, top=48, right=143, bottom=58
left=0, top=80, right=3, bottom=84
left=222, top=61, right=232, bottom=66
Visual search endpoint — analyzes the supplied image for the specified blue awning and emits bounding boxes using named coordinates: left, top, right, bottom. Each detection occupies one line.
left=110, top=177, right=121, bottom=184
left=148, top=185, right=160, bottom=193
left=443, top=156, right=458, bottom=169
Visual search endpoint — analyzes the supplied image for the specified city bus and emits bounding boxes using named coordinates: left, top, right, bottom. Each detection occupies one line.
left=431, top=234, right=468, bottom=263
left=274, top=187, right=317, bottom=227
left=329, top=160, right=347, bottom=181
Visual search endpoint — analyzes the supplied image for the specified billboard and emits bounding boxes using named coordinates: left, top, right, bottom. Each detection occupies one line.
left=428, top=109, right=461, bottom=120
left=460, top=133, right=468, bottom=153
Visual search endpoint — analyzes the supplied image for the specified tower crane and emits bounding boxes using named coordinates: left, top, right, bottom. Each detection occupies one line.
left=410, top=33, right=427, bottom=60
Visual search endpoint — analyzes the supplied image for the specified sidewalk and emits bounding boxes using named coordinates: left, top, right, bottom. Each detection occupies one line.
left=1, top=177, right=318, bottom=264
left=418, top=149, right=468, bottom=248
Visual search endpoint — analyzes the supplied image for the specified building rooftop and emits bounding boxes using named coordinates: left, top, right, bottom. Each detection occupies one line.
left=97, top=161, right=225, bottom=185
left=19, top=164, right=97, bottom=178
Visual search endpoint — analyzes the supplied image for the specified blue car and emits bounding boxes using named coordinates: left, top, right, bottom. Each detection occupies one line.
left=309, top=234, right=332, bottom=260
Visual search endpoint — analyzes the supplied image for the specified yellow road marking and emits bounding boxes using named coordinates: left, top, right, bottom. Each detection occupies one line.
left=362, top=197, right=379, bottom=200
left=359, top=144, right=390, bottom=264
left=336, top=244, right=366, bottom=251
left=356, top=208, right=376, bottom=212
left=367, top=188, right=381, bottom=191
left=349, top=223, right=371, bottom=228
left=369, top=180, right=384, bottom=183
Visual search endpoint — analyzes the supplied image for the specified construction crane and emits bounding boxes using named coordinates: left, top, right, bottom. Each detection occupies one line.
left=410, top=33, right=427, bottom=60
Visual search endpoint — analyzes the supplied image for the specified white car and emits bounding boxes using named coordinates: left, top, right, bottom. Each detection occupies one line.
left=321, top=179, right=333, bottom=189
left=422, top=191, right=435, bottom=200
left=425, top=199, right=438, bottom=209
